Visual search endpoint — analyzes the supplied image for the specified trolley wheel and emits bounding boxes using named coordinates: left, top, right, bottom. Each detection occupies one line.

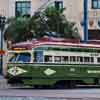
left=94, top=78, right=99, bottom=85
left=69, top=80, right=76, bottom=89
left=54, top=80, right=69, bottom=89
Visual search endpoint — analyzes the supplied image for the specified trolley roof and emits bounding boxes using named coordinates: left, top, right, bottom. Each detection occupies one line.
left=12, top=37, right=100, bottom=50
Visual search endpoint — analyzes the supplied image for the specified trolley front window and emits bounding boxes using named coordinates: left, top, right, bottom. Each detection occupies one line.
left=8, top=52, right=31, bottom=63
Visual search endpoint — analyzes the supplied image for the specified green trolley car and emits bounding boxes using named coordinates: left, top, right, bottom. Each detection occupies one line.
left=6, top=38, right=100, bottom=88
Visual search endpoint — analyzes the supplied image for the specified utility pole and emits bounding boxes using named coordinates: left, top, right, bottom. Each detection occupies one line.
left=0, top=16, right=6, bottom=74
left=83, top=0, right=88, bottom=43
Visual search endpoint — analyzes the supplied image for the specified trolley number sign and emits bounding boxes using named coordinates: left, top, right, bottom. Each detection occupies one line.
left=90, top=53, right=99, bottom=56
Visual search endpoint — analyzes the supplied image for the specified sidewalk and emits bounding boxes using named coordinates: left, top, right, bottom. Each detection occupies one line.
left=0, top=75, right=8, bottom=89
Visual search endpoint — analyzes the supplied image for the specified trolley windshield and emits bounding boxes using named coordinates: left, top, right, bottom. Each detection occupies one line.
left=8, top=52, right=31, bottom=63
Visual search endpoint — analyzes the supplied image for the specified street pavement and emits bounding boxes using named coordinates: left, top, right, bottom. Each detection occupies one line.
left=0, top=75, right=8, bottom=89
left=0, top=88, right=100, bottom=99
left=0, top=75, right=100, bottom=99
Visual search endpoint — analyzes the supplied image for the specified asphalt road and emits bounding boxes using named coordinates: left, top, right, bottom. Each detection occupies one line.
left=0, top=88, right=100, bottom=99
left=0, top=78, right=100, bottom=99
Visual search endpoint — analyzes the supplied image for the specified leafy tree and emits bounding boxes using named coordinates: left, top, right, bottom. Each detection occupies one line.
left=4, top=17, right=33, bottom=43
left=43, top=6, right=80, bottom=39
left=4, top=6, right=80, bottom=43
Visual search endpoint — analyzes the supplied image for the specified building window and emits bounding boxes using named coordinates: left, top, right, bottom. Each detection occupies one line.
left=55, top=1, right=63, bottom=10
left=15, top=1, right=31, bottom=17
left=92, top=0, right=100, bottom=9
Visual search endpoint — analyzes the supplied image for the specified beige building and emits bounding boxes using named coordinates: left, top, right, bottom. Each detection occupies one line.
left=0, top=0, right=9, bottom=17
left=0, top=0, right=83, bottom=39
left=0, top=0, right=100, bottom=39
left=0, top=0, right=100, bottom=38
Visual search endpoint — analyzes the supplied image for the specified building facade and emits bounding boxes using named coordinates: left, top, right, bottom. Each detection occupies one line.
left=0, top=0, right=83, bottom=39
left=0, top=0, right=9, bottom=17
left=0, top=0, right=100, bottom=40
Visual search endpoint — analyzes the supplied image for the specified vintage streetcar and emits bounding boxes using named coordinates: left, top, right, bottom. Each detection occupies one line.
left=5, top=37, right=100, bottom=88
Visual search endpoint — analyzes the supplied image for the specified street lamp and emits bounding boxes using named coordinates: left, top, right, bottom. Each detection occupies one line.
left=0, top=16, right=6, bottom=74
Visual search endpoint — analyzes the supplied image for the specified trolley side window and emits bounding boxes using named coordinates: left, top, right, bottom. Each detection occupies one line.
left=84, top=57, right=90, bottom=62
left=62, top=56, right=69, bottom=62
left=77, top=56, right=83, bottom=62
left=54, top=56, right=61, bottom=62
left=44, top=55, right=52, bottom=62
left=97, top=57, right=100, bottom=63
left=70, top=56, right=76, bottom=62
